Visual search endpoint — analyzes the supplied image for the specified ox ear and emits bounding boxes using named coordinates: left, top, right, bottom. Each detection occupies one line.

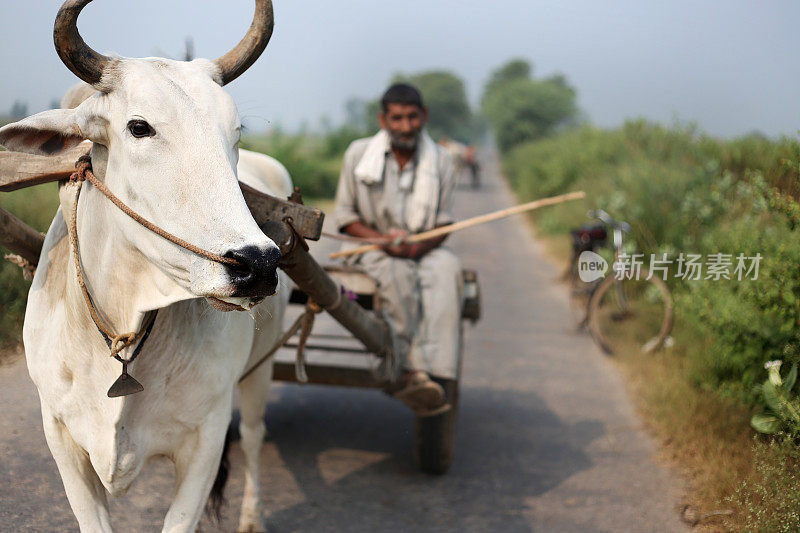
left=0, top=108, right=90, bottom=156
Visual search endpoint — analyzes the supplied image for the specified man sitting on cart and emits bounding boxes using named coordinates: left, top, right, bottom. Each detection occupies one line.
left=334, top=83, right=461, bottom=416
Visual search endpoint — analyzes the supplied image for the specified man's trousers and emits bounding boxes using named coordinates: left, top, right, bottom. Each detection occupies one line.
left=355, top=247, right=463, bottom=380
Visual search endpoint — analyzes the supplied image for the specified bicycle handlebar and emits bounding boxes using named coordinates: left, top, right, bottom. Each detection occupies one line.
left=587, top=209, right=631, bottom=233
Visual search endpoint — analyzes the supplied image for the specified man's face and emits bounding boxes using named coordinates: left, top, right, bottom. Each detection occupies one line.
left=379, top=103, right=428, bottom=151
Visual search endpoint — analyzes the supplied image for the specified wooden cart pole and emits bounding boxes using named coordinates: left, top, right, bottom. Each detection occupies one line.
left=277, top=235, right=391, bottom=358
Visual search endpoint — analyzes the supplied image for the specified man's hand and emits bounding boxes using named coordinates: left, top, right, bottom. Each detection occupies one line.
left=382, top=229, right=411, bottom=258
left=382, top=229, right=447, bottom=261
left=342, top=221, right=448, bottom=261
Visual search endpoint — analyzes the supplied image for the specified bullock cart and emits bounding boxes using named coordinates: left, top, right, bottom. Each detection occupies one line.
left=0, top=146, right=479, bottom=474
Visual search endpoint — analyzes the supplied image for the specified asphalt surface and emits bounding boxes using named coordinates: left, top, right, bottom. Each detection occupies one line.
left=0, top=152, right=688, bottom=532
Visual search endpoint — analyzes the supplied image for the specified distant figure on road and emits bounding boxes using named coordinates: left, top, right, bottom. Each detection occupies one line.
left=439, top=135, right=480, bottom=189
left=334, top=83, right=461, bottom=416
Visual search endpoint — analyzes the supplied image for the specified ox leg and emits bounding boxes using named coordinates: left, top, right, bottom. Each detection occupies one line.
left=237, top=362, right=273, bottom=532
left=236, top=283, right=287, bottom=532
left=162, top=410, right=230, bottom=533
left=41, top=411, right=112, bottom=533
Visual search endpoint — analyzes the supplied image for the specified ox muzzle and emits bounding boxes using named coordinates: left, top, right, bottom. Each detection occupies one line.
left=224, top=245, right=281, bottom=298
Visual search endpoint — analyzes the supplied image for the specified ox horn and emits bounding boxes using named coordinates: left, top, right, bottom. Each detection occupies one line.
left=214, top=0, right=274, bottom=85
left=53, top=0, right=111, bottom=85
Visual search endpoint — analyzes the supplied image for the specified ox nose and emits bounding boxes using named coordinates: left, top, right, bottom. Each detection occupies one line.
left=224, top=245, right=281, bottom=297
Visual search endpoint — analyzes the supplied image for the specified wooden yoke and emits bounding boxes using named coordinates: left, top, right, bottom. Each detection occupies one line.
left=0, top=143, right=90, bottom=192
left=0, top=148, right=325, bottom=266
left=240, top=183, right=324, bottom=241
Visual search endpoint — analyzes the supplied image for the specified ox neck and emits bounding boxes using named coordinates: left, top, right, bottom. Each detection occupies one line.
left=62, top=145, right=195, bottom=334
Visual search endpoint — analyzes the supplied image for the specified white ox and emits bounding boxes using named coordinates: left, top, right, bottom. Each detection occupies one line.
left=0, top=0, right=288, bottom=531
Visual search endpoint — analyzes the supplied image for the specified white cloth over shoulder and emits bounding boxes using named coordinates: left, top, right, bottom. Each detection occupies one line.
left=353, top=129, right=440, bottom=233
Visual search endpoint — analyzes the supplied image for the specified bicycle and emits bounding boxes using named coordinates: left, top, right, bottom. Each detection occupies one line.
left=566, top=209, right=674, bottom=355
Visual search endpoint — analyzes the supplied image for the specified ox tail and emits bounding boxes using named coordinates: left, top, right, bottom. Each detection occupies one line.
left=206, top=423, right=234, bottom=522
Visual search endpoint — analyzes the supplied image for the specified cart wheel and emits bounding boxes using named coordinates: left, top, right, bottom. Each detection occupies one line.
left=414, top=378, right=459, bottom=475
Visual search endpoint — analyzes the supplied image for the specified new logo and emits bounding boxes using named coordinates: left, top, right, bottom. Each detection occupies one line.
left=578, top=251, right=608, bottom=282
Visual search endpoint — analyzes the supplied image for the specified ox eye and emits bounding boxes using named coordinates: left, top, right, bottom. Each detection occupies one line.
left=127, top=120, right=154, bottom=138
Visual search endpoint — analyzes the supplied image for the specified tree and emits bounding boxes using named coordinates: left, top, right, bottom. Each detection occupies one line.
left=481, top=58, right=531, bottom=107
left=344, top=97, right=368, bottom=132
left=481, top=59, right=578, bottom=152
left=391, top=70, right=473, bottom=141
left=10, top=100, right=28, bottom=119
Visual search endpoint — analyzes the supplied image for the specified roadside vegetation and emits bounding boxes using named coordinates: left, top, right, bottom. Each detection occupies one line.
left=483, top=58, right=800, bottom=531
left=241, top=127, right=361, bottom=200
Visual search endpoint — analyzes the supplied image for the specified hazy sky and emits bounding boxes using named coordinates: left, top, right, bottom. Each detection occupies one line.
left=1, top=1, right=797, bottom=138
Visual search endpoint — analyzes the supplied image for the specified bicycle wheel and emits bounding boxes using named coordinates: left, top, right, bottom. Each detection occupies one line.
left=568, top=279, right=593, bottom=330
left=565, top=256, right=595, bottom=330
left=587, top=269, right=673, bottom=355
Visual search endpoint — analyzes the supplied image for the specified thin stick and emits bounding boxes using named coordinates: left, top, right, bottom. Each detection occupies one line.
left=329, top=190, right=586, bottom=259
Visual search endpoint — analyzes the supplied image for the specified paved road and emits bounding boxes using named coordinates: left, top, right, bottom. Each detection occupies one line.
left=0, top=153, right=688, bottom=532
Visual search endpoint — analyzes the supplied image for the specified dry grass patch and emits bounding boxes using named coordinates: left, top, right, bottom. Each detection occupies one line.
left=610, top=329, right=753, bottom=530
left=727, top=441, right=800, bottom=532
left=616, top=335, right=800, bottom=531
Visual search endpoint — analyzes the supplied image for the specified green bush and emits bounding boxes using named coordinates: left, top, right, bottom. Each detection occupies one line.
left=677, top=192, right=800, bottom=400
left=241, top=130, right=347, bottom=199
left=501, top=119, right=800, bottom=407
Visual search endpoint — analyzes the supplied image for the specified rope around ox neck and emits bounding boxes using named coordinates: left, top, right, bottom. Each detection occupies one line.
left=70, top=154, right=241, bottom=267
left=67, top=180, right=151, bottom=356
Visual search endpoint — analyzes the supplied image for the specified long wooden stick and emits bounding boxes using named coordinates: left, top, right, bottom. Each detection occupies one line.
left=328, top=190, right=586, bottom=259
